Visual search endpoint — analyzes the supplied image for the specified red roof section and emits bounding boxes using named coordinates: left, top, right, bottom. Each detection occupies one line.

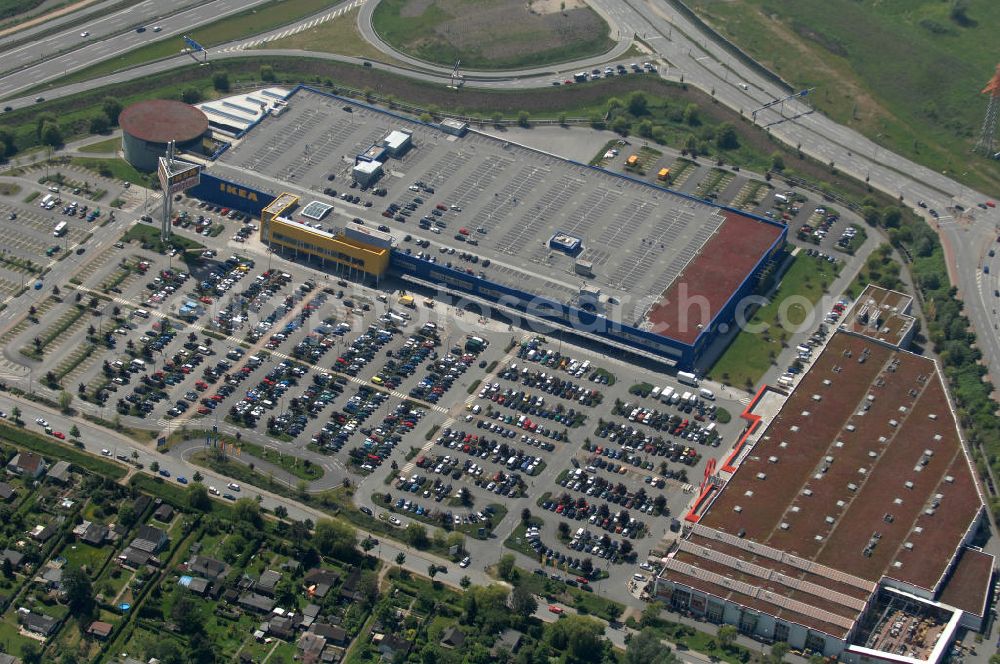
left=645, top=211, right=783, bottom=344
left=120, top=99, right=208, bottom=144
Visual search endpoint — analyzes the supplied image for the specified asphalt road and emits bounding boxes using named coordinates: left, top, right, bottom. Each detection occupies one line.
left=0, top=0, right=278, bottom=99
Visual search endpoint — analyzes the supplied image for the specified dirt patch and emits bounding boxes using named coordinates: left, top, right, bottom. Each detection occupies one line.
left=398, top=0, right=432, bottom=17
left=530, top=0, right=587, bottom=15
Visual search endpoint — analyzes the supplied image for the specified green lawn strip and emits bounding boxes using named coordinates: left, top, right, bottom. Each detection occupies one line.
left=238, top=438, right=324, bottom=481
left=506, top=564, right=623, bottom=621
left=69, top=156, right=151, bottom=187
left=128, top=474, right=235, bottom=518
left=77, top=136, right=121, bottom=153
left=709, top=253, right=840, bottom=389
left=80, top=413, right=156, bottom=442
left=0, top=421, right=126, bottom=479
left=122, top=223, right=205, bottom=253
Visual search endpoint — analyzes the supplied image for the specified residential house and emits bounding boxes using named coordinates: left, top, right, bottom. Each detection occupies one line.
left=340, top=569, right=364, bottom=603
left=180, top=576, right=210, bottom=596
left=87, top=621, right=113, bottom=640
left=258, top=569, right=281, bottom=597
left=491, top=628, right=524, bottom=657
left=0, top=481, right=16, bottom=502
left=298, top=632, right=326, bottom=664
left=267, top=614, right=295, bottom=639
left=313, top=623, right=347, bottom=647
left=188, top=555, right=229, bottom=581
left=440, top=626, right=466, bottom=649
left=37, top=563, right=62, bottom=590
left=238, top=592, right=274, bottom=614
left=130, top=525, right=168, bottom=554
left=7, top=452, right=46, bottom=479
left=47, top=461, right=71, bottom=484
left=118, top=547, right=153, bottom=569
left=375, top=634, right=411, bottom=661
left=80, top=522, right=109, bottom=546
left=303, top=567, right=339, bottom=599
left=28, top=524, right=57, bottom=543
left=19, top=610, right=58, bottom=637
left=2, top=549, right=24, bottom=570
left=132, top=495, right=152, bottom=519
left=152, top=504, right=174, bottom=522
left=0, top=653, right=21, bottom=664
left=301, top=603, right=320, bottom=629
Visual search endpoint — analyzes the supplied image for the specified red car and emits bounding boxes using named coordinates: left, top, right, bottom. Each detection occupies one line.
left=548, top=605, right=564, bottom=614
left=52, top=431, right=65, bottom=440
left=197, top=406, right=211, bottom=415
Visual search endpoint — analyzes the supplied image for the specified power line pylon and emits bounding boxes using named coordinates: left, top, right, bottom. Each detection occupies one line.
left=974, top=63, right=1000, bottom=157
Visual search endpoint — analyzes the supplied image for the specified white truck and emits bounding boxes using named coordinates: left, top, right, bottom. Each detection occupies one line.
left=677, top=371, right=698, bottom=386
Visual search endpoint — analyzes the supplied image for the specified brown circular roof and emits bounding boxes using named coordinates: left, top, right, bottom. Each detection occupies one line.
left=120, top=99, right=208, bottom=144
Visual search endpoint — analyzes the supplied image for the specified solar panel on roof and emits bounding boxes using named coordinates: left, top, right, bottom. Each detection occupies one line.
left=301, top=201, right=333, bottom=220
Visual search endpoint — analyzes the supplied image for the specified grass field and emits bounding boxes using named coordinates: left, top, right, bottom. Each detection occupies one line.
left=686, top=0, right=1000, bottom=197
left=77, top=136, right=121, bottom=153
left=371, top=0, right=614, bottom=70
left=709, top=253, right=840, bottom=389
left=69, top=156, right=149, bottom=187
left=265, top=6, right=386, bottom=61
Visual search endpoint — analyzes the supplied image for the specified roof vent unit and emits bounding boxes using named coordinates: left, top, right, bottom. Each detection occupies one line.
left=744, top=490, right=754, bottom=497
left=803, top=489, right=813, bottom=497
left=834, top=441, right=844, bottom=448
left=846, top=424, right=856, bottom=432
left=878, top=436, right=887, bottom=443
left=944, top=475, right=954, bottom=484
left=904, top=542, right=914, bottom=550
left=925, top=507, right=936, bottom=516
left=812, top=394, right=822, bottom=402
left=733, top=505, right=742, bottom=513
left=836, top=500, right=846, bottom=508
left=737, top=529, right=746, bottom=538
left=779, top=441, right=788, bottom=449
left=914, top=526, right=923, bottom=534
left=858, top=467, right=867, bottom=475
left=928, top=413, right=938, bottom=420
left=925, top=449, right=934, bottom=457
left=790, top=506, right=800, bottom=513
left=822, top=379, right=832, bottom=386
left=825, top=516, right=835, bottom=524
left=868, top=451, right=877, bottom=458
left=888, top=419, right=899, bottom=428
left=801, top=410, right=811, bottom=417
left=815, top=535, right=824, bottom=542
left=867, top=394, right=876, bottom=402
left=893, top=561, right=903, bottom=568
left=756, top=472, right=767, bottom=480
left=933, top=434, right=942, bottom=442
left=779, top=522, right=790, bottom=530
left=898, top=406, right=908, bottom=413
left=768, top=456, right=779, bottom=464
left=825, top=456, right=834, bottom=464
left=790, top=425, right=800, bottom=432
left=847, top=483, right=858, bottom=492
left=905, top=481, right=914, bottom=489
left=893, top=498, right=903, bottom=505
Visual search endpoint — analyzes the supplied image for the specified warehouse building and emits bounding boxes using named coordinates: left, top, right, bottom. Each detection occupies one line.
left=180, top=86, right=786, bottom=369
left=655, top=288, right=992, bottom=662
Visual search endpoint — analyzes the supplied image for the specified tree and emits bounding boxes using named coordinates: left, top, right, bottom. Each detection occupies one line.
left=118, top=502, right=138, bottom=528
left=274, top=505, right=288, bottom=519
left=626, top=628, right=678, bottom=664
left=63, top=565, right=96, bottom=617
left=148, top=639, right=185, bottom=664
left=69, top=424, right=80, bottom=438
left=20, top=643, right=42, bottom=664
left=181, top=87, right=203, bottom=104
left=187, top=483, right=211, bottom=511
left=627, top=91, right=649, bottom=116
left=89, top=113, right=110, bottom=134
left=102, top=97, right=123, bottom=125
left=212, top=70, right=230, bottom=92
left=0, top=127, right=16, bottom=157
left=260, top=64, right=276, bottom=82
left=683, top=103, right=700, bottom=126
left=517, top=111, right=530, bottom=128
left=59, top=390, right=73, bottom=412
left=715, top=122, right=739, bottom=150
left=509, top=584, right=537, bottom=618
left=150, top=460, right=159, bottom=473
left=460, top=575, right=471, bottom=589
left=1, top=556, right=12, bottom=579
left=497, top=553, right=516, bottom=581
left=395, top=552, right=406, bottom=567
left=770, top=641, right=790, bottom=664
left=547, top=614, right=605, bottom=663
left=428, top=563, right=438, bottom=579
left=313, top=519, right=357, bottom=560
left=717, top=624, right=738, bottom=649
left=192, top=471, right=203, bottom=483
left=405, top=523, right=429, bottom=548
left=770, top=151, right=785, bottom=171
left=520, top=508, right=532, bottom=524
left=40, top=121, right=62, bottom=147
left=362, top=536, right=376, bottom=557
left=641, top=600, right=663, bottom=626
left=233, top=497, right=263, bottom=527
left=10, top=406, right=20, bottom=424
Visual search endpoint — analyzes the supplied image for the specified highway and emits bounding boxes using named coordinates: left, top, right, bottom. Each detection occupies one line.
left=0, top=0, right=278, bottom=99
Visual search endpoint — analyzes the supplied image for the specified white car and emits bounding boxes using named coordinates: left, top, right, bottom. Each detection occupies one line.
left=152, top=25, right=161, bottom=32
left=208, top=486, right=220, bottom=496
left=227, top=482, right=241, bottom=491
left=460, top=556, right=471, bottom=568
left=80, top=31, right=90, bottom=38
left=101, top=449, right=111, bottom=456
left=35, top=418, right=48, bottom=427
left=388, top=516, right=401, bottom=526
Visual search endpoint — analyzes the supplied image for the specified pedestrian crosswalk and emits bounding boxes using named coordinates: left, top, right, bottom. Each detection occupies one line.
left=400, top=416, right=453, bottom=475
left=220, top=0, right=365, bottom=53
